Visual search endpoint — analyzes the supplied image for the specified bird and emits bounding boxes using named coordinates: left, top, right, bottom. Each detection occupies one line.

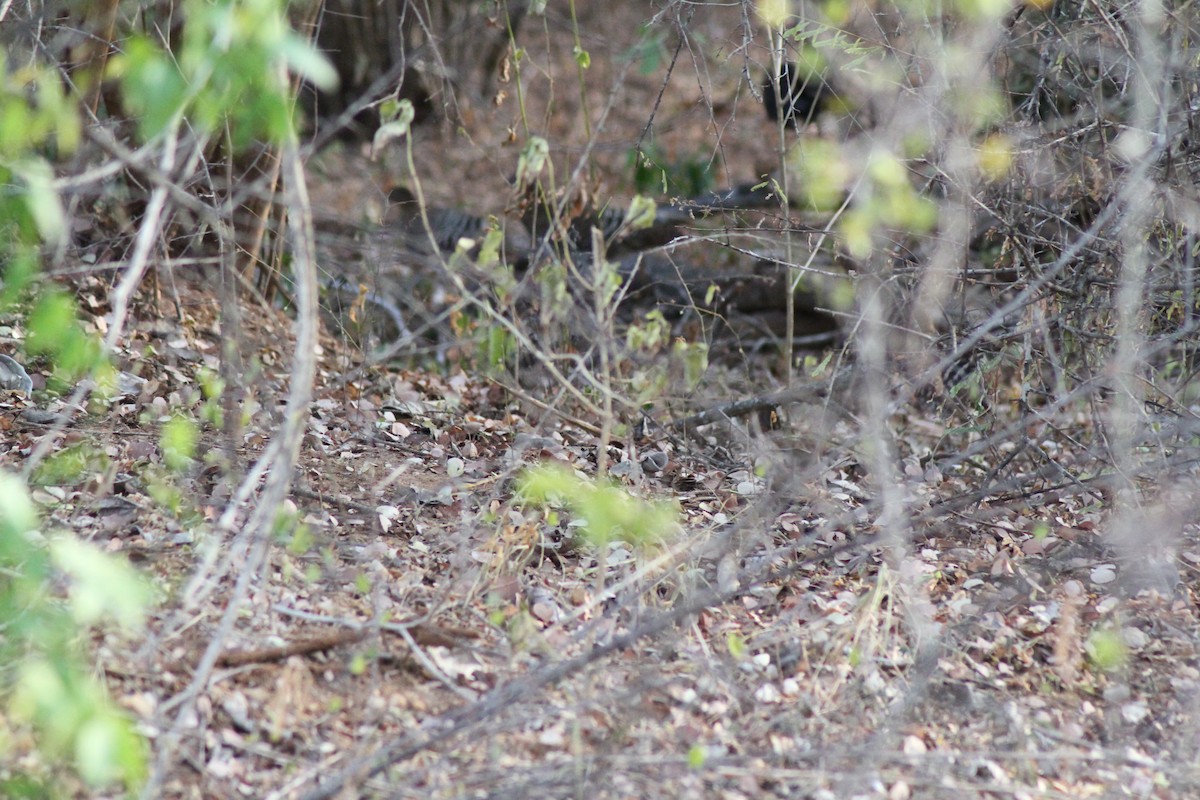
left=385, top=186, right=537, bottom=267
left=763, top=60, right=832, bottom=127
left=386, top=186, right=492, bottom=255
left=569, top=204, right=685, bottom=254
left=520, top=187, right=684, bottom=259
left=567, top=204, right=627, bottom=251
left=318, top=274, right=411, bottom=345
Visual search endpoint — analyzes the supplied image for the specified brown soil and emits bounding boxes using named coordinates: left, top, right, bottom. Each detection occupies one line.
left=4, top=2, right=1199, bottom=799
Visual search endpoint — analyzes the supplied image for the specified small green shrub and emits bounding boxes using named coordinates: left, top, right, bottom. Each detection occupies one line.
left=518, top=463, right=680, bottom=550
left=0, top=472, right=152, bottom=791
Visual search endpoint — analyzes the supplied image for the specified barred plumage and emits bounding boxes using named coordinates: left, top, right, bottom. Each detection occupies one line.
left=388, top=187, right=489, bottom=254
left=941, top=347, right=983, bottom=394
left=567, top=205, right=627, bottom=251
left=522, top=191, right=681, bottom=257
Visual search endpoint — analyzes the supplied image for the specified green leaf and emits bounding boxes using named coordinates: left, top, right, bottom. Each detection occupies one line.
left=11, top=657, right=87, bottom=751
left=673, top=339, right=709, bottom=392
left=485, top=326, right=515, bottom=369
left=74, top=711, right=146, bottom=788
left=17, top=160, right=66, bottom=246
left=518, top=464, right=679, bottom=548
left=279, top=33, right=338, bottom=91
left=757, top=0, right=789, bottom=27
left=22, top=287, right=105, bottom=389
left=704, top=283, right=719, bottom=306
left=197, top=368, right=226, bottom=400
left=287, top=522, right=314, bottom=555
left=475, top=224, right=505, bottom=271
left=573, top=45, right=591, bottom=69
left=0, top=471, right=38, bottom=539
left=31, top=444, right=97, bottom=487
left=372, top=99, right=415, bottom=155
left=867, top=150, right=907, bottom=188
left=789, top=139, right=850, bottom=211
left=1087, top=629, right=1128, bottom=672
left=0, top=97, right=32, bottom=155
left=50, top=537, right=153, bottom=630
left=840, top=208, right=873, bottom=259
left=39, top=70, right=81, bottom=155
left=111, top=36, right=187, bottom=140
left=161, top=415, right=199, bottom=472
left=626, top=195, right=657, bottom=230
left=516, top=136, right=550, bottom=186
left=726, top=631, right=747, bottom=659
left=25, top=291, right=73, bottom=355
left=978, top=133, right=1013, bottom=180
left=626, top=27, right=665, bottom=75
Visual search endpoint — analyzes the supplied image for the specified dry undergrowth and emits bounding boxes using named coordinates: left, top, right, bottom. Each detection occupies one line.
left=4, top=1, right=1200, bottom=798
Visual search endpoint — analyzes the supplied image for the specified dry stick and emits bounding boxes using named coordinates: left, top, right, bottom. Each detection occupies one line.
left=486, top=376, right=603, bottom=436
left=53, top=129, right=157, bottom=190
left=591, top=228, right=615, bottom=603
left=217, top=628, right=369, bottom=667
left=78, top=123, right=297, bottom=665
left=552, top=513, right=738, bottom=636
left=504, top=52, right=675, bottom=422
left=829, top=26, right=975, bottom=788
left=71, top=125, right=225, bottom=220
left=77, top=0, right=121, bottom=116
left=141, top=139, right=321, bottom=800
left=667, top=384, right=818, bottom=431
left=318, top=295, right=468, bottom=391
left=403, top=169, right=615, bottom=421
left=1106, top=7, right=1170, bottom=594
left=291, top=484, right=382, bottom=517
left=294, top=497, right=834, bottom=800
left=79, top=127, right=283, bottom=315
left=302, top=449, right=1175, bottom=797
left=766, top=27, right=796, bottom=384
left=567, top=0, right=594, bottom=146
left=298, top=402, right=1140, bottom=800
left=498, top=42, right=647, bottom=422
left=909, top=195, right=1126, bottom=415
left=237, top=145, right=283, bottom=285
left=272, top=605, right=482, bottom=645
left=301, top=58, right=409, bottom=156
left=633, top=10, right=686, bottom=155
left=21, top=125, right=205, bottom=478
left=593, top=228, right=614, bottom=476
left=217, top=621, right=479, bottom=675
left=179, top=169, right=314, bottom=612
left=922, top=453, right=1200, bottom=518
left=857, top=201, right=980, bottom=794
left=392, top=625, right=479, bottom=703
left=924, top=376, right=1119, bottom=509
left=296, top=515, right=879, bottom=800
left=216, top=138, right=249, bottom=474
left=676, top=6, right=736, bottom=186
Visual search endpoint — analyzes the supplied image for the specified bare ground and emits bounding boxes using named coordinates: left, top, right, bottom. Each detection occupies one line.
left=4, top=2, right=1200, bottom=798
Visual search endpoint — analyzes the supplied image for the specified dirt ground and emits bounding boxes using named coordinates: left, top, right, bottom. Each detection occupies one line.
left=4, top=2, right=1200, bottom=798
